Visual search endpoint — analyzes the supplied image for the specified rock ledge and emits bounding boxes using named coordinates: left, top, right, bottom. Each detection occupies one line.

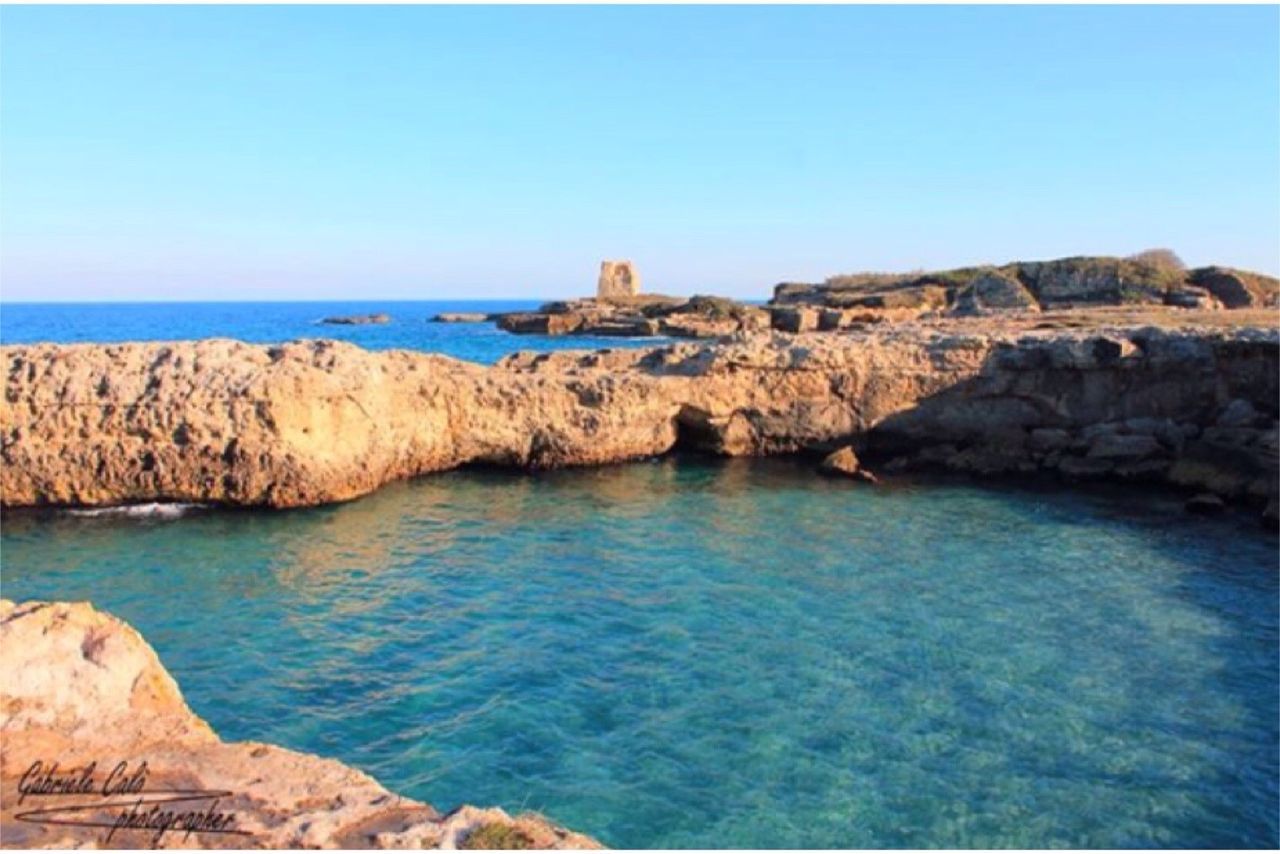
left=0, top=599, right=600, bottom=849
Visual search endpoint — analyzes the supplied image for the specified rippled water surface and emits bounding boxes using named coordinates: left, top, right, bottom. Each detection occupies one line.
left=3, top=459, right=1277, bottom=848
left=0, top=300, right=668, bottom=363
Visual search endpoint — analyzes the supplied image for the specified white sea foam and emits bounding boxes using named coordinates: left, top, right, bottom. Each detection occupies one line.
left=66, top=502, right=205, bottom=519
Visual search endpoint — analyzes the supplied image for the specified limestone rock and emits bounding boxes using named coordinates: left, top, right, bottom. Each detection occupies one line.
left=768, top=255, right=1277, bottom=315
left=322, top=313, right=390, bottom=325
left=0, top=599, right=599, bottom=849
left=818, top=446, right=878, bottom=483
left=769, top=306, right=820, bottom=333
left=1188, top=266, right=1280, bottom=309
left=950, top=271, right=1040, bottom=316
left=597, top=260, right=640, bottom=302
left=431, top=313, right=490, bottom=323
left=2, top=315, right=1276, bottom=509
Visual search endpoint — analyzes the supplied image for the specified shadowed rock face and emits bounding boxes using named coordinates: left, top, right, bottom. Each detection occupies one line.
left=0, top=599, right=599, bottom=849
left=2, top=310, right=1277, bottom=511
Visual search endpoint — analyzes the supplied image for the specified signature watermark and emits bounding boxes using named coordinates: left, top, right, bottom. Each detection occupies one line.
left=14, top=759, right=251, bottom=846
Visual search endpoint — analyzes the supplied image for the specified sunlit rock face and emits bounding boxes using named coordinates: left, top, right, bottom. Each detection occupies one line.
left=0, top=599, right=600, bottom=849
left=1, top=309, right=1276, bottom=515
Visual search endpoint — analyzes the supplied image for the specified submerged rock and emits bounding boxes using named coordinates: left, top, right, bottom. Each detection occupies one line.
left=0, top=599, right=599, bottom=849
left=322, top=313, right=391, bottom=325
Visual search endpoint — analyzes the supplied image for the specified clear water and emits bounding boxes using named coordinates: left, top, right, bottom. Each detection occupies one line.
left=2, top=458, right=1276, bottom=848
left=0, top=301, right=669, bottom=364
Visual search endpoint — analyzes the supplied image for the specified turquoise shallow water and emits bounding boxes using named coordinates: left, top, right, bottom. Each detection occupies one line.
left=2, top=458, right=1277, bottom=848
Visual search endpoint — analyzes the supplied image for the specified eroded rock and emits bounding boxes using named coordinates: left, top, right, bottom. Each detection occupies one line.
left=2, top=313, right=1276, bottom=510
left=322, top=314, right=391, bottom=325
left=0, top=599, right=599, bottom=849
left=818, top=446, right=878, bottom=483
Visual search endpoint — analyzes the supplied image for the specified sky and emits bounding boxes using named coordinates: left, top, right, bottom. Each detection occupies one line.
left=1, top=5, right=1277, bottom=302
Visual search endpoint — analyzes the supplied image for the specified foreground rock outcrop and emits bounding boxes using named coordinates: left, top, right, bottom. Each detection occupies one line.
left=2, top=308, right=1276, bottom=515
left=0, top=600, right=599, bottom=849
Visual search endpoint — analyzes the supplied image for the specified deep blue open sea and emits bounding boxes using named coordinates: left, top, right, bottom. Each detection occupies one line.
left=2, top=302, right=1277, bottom=847
left=0, top=300, right=669, bottom=363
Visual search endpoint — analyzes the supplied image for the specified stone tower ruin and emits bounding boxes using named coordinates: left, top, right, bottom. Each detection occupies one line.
left=597, top=260, right=640, bottom=302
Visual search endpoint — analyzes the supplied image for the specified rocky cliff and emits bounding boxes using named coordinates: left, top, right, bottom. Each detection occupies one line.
left=0, top=599, right=599, bottom=849
left=772, top=256, right=1280, bottom=319
left=3, top=308, right=1276, bottom=515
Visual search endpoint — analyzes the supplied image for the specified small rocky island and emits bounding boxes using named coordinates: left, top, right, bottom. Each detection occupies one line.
left=489, top=259, right=771, bottom=338
left=476, top=254, right=1278, bottom=343
left=321, top=313, right=391, bottom=325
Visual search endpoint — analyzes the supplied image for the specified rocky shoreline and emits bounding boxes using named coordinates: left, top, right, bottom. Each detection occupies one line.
left=452, top=255, right=1279, bottom=342
left=0, top=599, right=599, bottom=849
left=2, top=307, right=1276, bottom=522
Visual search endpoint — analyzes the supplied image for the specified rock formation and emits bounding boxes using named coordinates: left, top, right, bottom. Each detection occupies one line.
left=0, top=599, right=598, bottom=849
left=771, top=256, right=1280, bottom=329
left=597, top=260, right=640, bottom=302
left=496, top=295, right=769, bottom=340
left=430, top=313, right=491, bottom=323
left=2, top=308, right=1276, bottom=518
left=321, top=314, right=391, bottom=326
left=818, top=446, right=878, bottom=483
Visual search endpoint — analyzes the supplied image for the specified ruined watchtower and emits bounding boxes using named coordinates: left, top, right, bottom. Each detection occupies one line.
left=597, top=260, right=640, bottom=302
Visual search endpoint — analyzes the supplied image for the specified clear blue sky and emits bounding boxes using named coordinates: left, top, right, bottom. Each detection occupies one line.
left=2, top=5, right=1277, bottom=301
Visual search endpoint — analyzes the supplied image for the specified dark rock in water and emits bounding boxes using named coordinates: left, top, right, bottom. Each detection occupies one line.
left=1185, top=493, right=1226, bottom=515
left=819, top=446, right=878, bottom=483
left=322, top=313, right=390, bottom=325
left=432, top=313, right=490, bottom=323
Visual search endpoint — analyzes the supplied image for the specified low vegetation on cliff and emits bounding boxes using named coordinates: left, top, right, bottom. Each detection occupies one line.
left=773, top=252, right=1280, bottom=315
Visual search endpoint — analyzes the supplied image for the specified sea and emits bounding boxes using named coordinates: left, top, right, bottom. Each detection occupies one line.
left=1, top=301, right=1277, bottom=848
left=0, top=300, right=668, bottom=363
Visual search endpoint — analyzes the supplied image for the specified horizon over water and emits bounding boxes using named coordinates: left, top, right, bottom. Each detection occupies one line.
left=0, top=300, right=673, bottom=364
